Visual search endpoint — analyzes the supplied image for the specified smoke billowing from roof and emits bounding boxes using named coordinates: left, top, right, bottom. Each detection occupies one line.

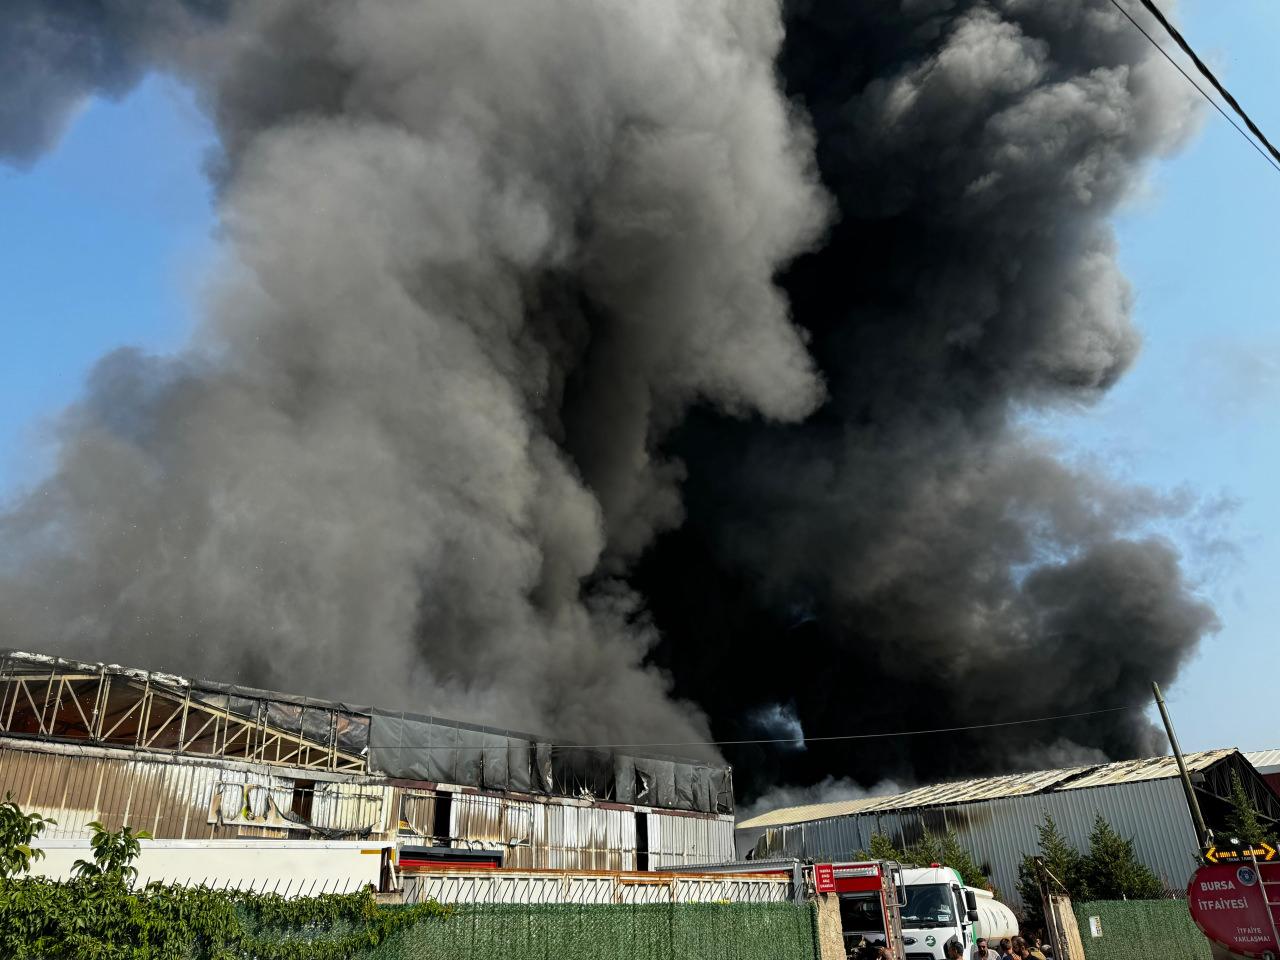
left=0, top=0, right=1216, bottom=791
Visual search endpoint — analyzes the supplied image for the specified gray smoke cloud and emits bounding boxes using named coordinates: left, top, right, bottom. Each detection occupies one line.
left=0, top=0, right=826, bottom=751
left=0, top=0, right=1221, bottom=788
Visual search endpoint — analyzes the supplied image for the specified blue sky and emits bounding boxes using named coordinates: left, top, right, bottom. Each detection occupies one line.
left=0, top=74, right=215, bottom=495
left=0, top=2, right=1275, bottom=757
left=1028, top=0, right=1280, bottom=753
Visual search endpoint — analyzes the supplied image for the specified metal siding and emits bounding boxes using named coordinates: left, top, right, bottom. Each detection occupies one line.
left=752, top=779, right=1199, bottom=910
left=647, top=814, right=734, bottom=869
left=0, top=747, right=231, bottom=841
left=0, top=741, right=712, bottom=871
left=521, top=801, right=634, bottom=871
left=1246, top=750, right=1280, bottom=773
left=307, top=781, right=389, bottom=834
left=798, top=815, right=872, bottom=862
left=396, top=788, right=437, bottom=840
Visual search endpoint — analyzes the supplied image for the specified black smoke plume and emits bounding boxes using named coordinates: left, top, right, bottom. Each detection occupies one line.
left=638, top=0, right=1216, bottom=795
left=0, top=0, right=1216, bottom=796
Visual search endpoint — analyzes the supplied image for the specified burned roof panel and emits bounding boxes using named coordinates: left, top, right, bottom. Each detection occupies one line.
left=0, top=649, right=730, bottom=815
left=736, top=749, right=1241, bottom=830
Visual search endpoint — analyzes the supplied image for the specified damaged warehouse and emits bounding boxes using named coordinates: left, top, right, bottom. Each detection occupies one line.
left=738, top=749, right=1280, bottom=910
left=0, top=650, right=734, bottom=872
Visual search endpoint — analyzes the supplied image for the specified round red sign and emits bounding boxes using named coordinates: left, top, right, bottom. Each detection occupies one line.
left=1188, top=863, right=1280, bottom=960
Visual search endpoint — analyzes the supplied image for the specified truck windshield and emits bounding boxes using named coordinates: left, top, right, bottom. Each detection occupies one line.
left=901, top=883, right=955, bottom=928
left=839, top=894, right=885, bottom=934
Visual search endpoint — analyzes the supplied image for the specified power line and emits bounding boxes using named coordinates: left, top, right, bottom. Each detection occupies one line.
left=399, top=705, right=1136, bottom=751
left=568, top=705, right=1133, bottom=749
left=1108, top=0, right=1280, bottom=175
left=1136, top=0, right=1280, bottom=167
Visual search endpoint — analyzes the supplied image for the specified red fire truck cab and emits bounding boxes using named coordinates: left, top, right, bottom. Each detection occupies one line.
left=817, top=860, right=908, bottom=960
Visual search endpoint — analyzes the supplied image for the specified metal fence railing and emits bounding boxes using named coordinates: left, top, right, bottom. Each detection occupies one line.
left=400, top=870, right=794, bottom=906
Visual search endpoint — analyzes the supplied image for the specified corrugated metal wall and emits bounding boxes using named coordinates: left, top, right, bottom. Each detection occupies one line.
left=530, top=802, right=638, bottom=871
left=1, top=740, right=732, bottom=873
left=756, top=779, right=1201, bottom=909
left=0, top=742, right=393, bottom=841
left=2, top=744, right=247, bottom=840
left=648, top=813, right=735, bottom=868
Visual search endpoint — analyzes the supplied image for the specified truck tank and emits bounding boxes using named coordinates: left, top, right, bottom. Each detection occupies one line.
left=971, top=888, right=1018, bottom=943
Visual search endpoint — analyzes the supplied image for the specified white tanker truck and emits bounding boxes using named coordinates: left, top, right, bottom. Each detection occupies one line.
left=842, top=864, right=1018, bottom=960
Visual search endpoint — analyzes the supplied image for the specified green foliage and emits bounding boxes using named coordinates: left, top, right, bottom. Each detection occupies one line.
left=908, top=830, right=989, bottom=889
left=72, top=821, right=151, bottom=883
left=856, top=830, right=989, bottom=889
left=0, top=799, right=813, bottom=959
left=0, top=877, right=451, bottom=959
left=1223, top=770, right=1274, bottom=847
left=1017, top=814, right=1088, bottom=927
left=0, top=881, right=813, bottom=960
left=868, top=833, right=903, bottom=862
left=0, top=794, right=55, bottom=880
left=1079, top=816, right=1164, bottom=901
left=1018, top=814, right=1166, bottom=923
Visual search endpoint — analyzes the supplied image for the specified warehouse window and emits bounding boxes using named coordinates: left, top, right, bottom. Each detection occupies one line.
left=291, top=780, right=315, bottom=821
left=636, top=813, right=649, bottom=871
left=432, top=791, right=452, bottom=843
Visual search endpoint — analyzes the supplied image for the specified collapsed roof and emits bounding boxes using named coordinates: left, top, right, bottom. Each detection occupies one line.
left=0, top=650, right=732, bottom=815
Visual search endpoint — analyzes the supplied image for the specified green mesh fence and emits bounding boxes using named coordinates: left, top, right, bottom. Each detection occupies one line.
left=1072, top=900, right=1212, bottom=960
left=362, top=902, right=819, bottom=960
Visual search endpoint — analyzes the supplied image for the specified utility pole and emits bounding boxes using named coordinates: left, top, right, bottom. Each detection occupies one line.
left=1153, top=681, right=1210, bottom=849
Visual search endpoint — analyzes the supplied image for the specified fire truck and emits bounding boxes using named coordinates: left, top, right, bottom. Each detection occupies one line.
left=679, top=858, right=1016, bottom=960
left=674, top=858, right=909, bottom=959
left=836, top=863, right=1017, bottom=960
left=822, top=860, right=909, bottom=959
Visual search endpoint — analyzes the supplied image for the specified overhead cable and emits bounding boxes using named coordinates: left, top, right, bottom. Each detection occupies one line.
left=404, top=705, right=1137, bottom=751
left=1109, top=0, right=1280, bottom=174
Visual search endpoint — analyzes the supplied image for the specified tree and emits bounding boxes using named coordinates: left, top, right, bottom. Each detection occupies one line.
left=904, top=829, right=990, bottom=889
left=1223, top=769, right=1275, bottom=847
left=1079, top=815, right=1164, bottom=901
left=860, top=834, right=901, bottom=865
left=0, top=793, right=55, bottom=879
left=1016, top=814, right=1087, bottom=929
left=71, top=821, right=151, bottom=884
left=855, top=829, right=989, bottom=888
left=934, top=831, right=990, bottom=890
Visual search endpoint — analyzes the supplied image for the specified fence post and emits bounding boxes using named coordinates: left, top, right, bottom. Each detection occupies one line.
left=813, top=892, right=845, bottom=960
left=1048, top=894, right=1087, bottom=960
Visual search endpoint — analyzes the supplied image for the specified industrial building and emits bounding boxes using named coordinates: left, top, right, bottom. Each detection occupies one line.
left=1246, top=749, right=1280, bottom=796
left=0, top=650, right=734, bottom=875
left=737, top=748, right=1280, bottom=910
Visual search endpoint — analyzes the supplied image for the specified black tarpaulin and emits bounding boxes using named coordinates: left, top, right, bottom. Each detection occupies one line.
left=361, top=710, right=734, bottom=813
left=614, top=754, right=637, bottom=804
left=506, top=738, right=534, bottom=793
